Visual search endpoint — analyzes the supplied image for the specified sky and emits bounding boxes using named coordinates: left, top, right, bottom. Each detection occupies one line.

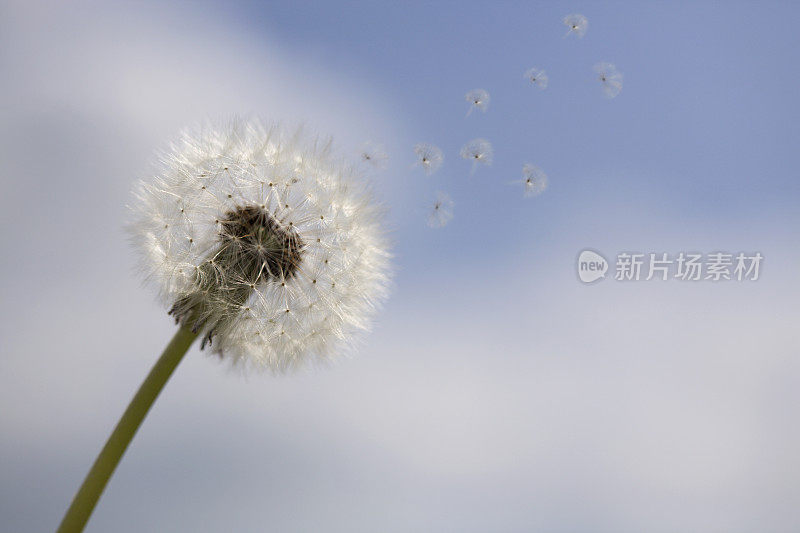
left=1, top=1, right=799, bottom=532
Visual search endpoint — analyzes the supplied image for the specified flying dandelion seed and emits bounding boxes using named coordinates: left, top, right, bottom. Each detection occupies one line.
left=460, top=138, right=493, bottom=173
left=359, top=141, right=388, bottom=169
left=427, top=192, right=454, bottom=228
left=519, top=164, right=548, bottom=197
left=593, top=62, right=623, bottom=98
left=563, top=14, right=588, bottom=38
left=524, top=67, right=549, bottom=90
left=413, top=143, right=444, bottom=175
left=130, top=118, right=392, bottom=372
left=465, top=88, right=490, bottom=116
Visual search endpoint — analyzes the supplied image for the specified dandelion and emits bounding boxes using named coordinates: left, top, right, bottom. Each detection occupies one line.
left=427, top=192, right=454, bottom=228
left=413, top=143, right=444, bottom=175
left=594, top=62, right=623, bottom=98
left=57, top=118, right=391, bottom=533
left=524, top=67, right=549, bottom=90
left=358, top=141, right=388, bottom=169
left=460, top=138, right=493, bottom=173
left=465, top=88, right=490, bottom=116
left=132, top=119, right=391, bottom=369
left=563, top=13, right=588, bottom=38
left=519, top=164, right=548, bottom=197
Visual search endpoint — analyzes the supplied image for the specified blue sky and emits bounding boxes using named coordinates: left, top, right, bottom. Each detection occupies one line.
left=232, top=0, right=800, bottom=274
left=1, top=1, right=799, bottom=532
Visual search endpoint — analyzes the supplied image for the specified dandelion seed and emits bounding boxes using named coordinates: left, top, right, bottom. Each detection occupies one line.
left=563, top=13, right=588, bottom=38
left=460, top=138, right=493, bottom=173
left=594, top=62, right=623, bottom=98
left=465, top=88, right=490, bottom=116
left=427, top=192, right=454, bottom=228
left=524, top=67, right=549, bottom=90
left=413, top=143, right=444, bottom=175
left=130, top=118, right=391, bottom=372
left=359, top=141, right=388, bottom=169
left=519, top=164, right=548, bottom=197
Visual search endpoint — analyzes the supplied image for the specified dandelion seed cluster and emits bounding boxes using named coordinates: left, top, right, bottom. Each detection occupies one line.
left=563, top=13, right=588, bottom=37
left=524, top=67, right=549, bottom=90
left=130, top=119, right=391, bottom=372
left=520, top=164, right=548, bottom=197
left=406, top=12, right=622, bottom=227
left=359, top=141, right=388, bottom=169
left=460, top=138, right=493, bottom=169
left=465, top=88, right=490, bottom=115
left=594, top=62, right=624, bottom=98
left=427, top=192, right=454, bottom=228
left=413, top=143, right=444, bottom=175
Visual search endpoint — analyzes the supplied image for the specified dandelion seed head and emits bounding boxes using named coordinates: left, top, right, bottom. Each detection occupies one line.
left=460, top=138, right=493, bottom=171
left=129, top=118, right=391, bottom=373
left=593, top=62, right=623, bottom=98
left=427, top=192, right=454, bottom=228
left=524, top=67, right=549, bottom=90
left=413, top=143, right=444, bottom=175
left=563, top=13, right=588, bottom=38
left=465, top=88, right=490, bottom=115
left=520, top=164, right=548, bottom=197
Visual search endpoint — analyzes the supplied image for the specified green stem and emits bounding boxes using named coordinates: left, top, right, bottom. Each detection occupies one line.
left=57, top=326, right=198, bottom=533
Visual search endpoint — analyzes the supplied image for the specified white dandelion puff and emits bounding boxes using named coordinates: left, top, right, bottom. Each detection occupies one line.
left=129, top=118, right=392, bottom=373
left=427, top=192, right=454, bottom=228
left=518, top=164, right=548, bottom=197
left=413, top=143, right=444, bottom=175
left=358, top=141, right=388, bottom=169
left=594, top=62, right=623, bottom=98
left=524, top=67, right=549, bottom=90
left=460, top=138, right=493, bottom=173
left=465, top=88, right=490, bottom=116
left=563, top=13, right=588, bottom=38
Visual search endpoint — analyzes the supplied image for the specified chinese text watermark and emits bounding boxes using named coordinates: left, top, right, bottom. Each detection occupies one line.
left=577, top=250, right=762, bottom=283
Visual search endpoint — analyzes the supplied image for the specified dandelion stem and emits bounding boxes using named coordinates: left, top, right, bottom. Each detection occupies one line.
left=56, top=325, right=198, bottom=533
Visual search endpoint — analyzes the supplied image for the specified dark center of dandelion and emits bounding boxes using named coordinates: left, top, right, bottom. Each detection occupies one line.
left=169, top=204, right=305, bottom=349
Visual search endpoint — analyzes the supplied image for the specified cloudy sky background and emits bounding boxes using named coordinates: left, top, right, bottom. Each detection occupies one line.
left=1, top=1, right=799, bottom=531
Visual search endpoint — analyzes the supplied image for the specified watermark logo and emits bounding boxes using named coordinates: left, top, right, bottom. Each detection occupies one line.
left=577, top=250, right=763, bottom=283
left=577, top=249, right=609, bottom=283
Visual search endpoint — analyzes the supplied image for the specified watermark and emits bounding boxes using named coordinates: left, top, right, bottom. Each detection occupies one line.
left=577, top=250, right=609, bottom=283
left=577, top=250, right=763, bottom=283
